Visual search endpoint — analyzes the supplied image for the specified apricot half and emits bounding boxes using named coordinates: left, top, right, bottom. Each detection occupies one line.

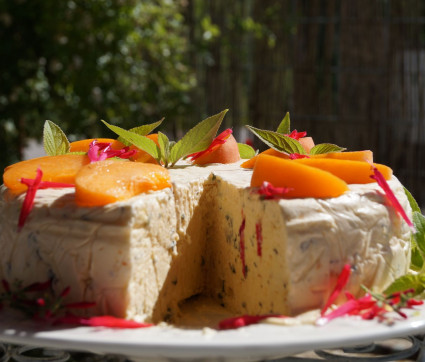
left=75, top=160, right=171, bottom=207
left=69, top=138, right=126, bottom=153
left=251, top=154, right=349, bottom=198
left=3, top=154, right=89, bottom=194
left=293, top=158, right=392, bottom=184
left=193, top=134, right=241, bottom=165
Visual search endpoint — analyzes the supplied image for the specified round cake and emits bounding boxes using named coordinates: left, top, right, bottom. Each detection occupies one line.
left=0, top=159, right=412, bottom=324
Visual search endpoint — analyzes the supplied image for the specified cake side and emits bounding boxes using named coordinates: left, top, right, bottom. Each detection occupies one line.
left=0, top=185, right=180, bottom=321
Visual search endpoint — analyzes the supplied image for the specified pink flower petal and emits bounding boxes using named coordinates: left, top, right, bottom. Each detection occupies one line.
left=188, top=129, right=233, bottom=161
left=321, top=264, right=351, bottom=316
left=253, top=181, right=292, bottom=200
left=18, top=168, right=43, bottom=231
left=289, top=153, right=310, bottom=160
left=286, top=129, right=307, bottom=140
left=370, top=165, right=415, bottom=232
left=239, top=214, right=247, bottom=278
left=88, top=140, right=137, bottom=162
left=82, top=316, right=153, bottom=328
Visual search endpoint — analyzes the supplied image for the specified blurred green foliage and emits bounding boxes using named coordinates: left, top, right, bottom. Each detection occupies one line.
left=0, top=0, right=196, bottom=170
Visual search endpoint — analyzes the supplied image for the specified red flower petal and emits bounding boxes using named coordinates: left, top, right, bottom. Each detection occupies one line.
left=188, top=129, right=233, bottom=161
left=370, top=165, right=415, bottom=232
left=256, top=222, right=263, bottom=257
left=82, top=316, right=153, bottom=328
left=18, top=168, right=43, bottom=231
left=239, top=214, right=247, bottom=278
left=24, top=279, right=52, bottom=292
left=253, top=181, right=292, bottom=200
left=88, top=141, right=137, bottom=162
left=289, top=153, right=310, bottom=160
left=321, top=264, right=351, bottom=316
left=218, top=314, right=284, bottom=330
left=286, top=130, right=307, bottom=140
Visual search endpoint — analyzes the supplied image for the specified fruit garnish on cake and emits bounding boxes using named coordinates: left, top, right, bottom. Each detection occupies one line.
left=0, top=110, right=424, bottom=330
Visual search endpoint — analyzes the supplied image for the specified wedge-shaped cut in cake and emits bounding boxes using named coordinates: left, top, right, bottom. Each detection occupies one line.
left=0, top=161, right=412, bottom=324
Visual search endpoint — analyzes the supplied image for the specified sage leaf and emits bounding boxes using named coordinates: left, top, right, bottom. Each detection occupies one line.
left=43, top=120, right=70, bottom=156
left=170, top=109, right=228, bottom=165
left=384, top=273, right=425, bottom=296
left=246, top=125, right=306, bottom=155
left=276, top=112, right=291, bottom=134
left=101, top=120, right=160, bottom=162
left=411, top=243, right=423, bottom=272
left=413, top=212, right=425, bottom=256
left=404, top=187, right=422, bottom=214
left=118, top=119, right=164, bottom=146
left=309, top=143, right=346, bottom=155
left=238, top=143, right=256, bottom=159
left=157, top=132, right=170, bottom=166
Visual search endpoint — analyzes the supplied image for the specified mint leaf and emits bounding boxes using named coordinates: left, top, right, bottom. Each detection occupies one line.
left=409, top=211, right=425, bottom=271
left=411, top=243, right=423, bottom=271
left=43, top=120, right=70, bottom=156
left=413, top=212, right=425, bottom=254
left=384, top=273, right=425, bottom=296
left=404, top=187, right=422, bottom=214
left=238, top=143, right=256, bottom=159
left=118, top=119, right=164, bottom=146
left=309, top=143, right=346, bottom=155
left=276, top=112, right=290, bottom=134
left=157, top=131, right=170, bottom=167
left=101, top=120, right=160, bottom=162
left=246, top=125, right=306, bottom=155
left=169, top=109, right=228, bottom=166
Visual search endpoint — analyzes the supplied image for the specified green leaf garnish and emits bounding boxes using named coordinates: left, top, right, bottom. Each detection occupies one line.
left=238, top=143, right=256, bottom=159
left=246, top=125, right=306, bottom=155
left=118, top=119, right=164, bottom=146
left=43, top=120, right=70, bottom=156
left=276, top=112, right=290, bottom=134
left=404, top=187, right=422, bottom=214
left=309, top=143, right=346, bottom=155
left=157, top=131, right=170, bottom=167
left=413, top=212, right=425, bottom=258
left=384, top=273, right=425, bottom=296
left=101, top=120, right=160, bottom=162
left=169, top=109, right=228, bottom=166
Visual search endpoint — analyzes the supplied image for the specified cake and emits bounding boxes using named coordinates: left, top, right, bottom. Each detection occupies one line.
left=0, top=159, right=412, bottom=324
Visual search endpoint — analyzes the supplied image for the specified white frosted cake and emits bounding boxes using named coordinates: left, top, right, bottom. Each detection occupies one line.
left=0, top=160, right=412, bottom=323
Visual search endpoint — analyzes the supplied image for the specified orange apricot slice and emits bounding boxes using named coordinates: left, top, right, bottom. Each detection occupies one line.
left=131, top=134, right=160, bottom=164
left=251, top=154, right=349, bottom=198
left=193, top=134, right=241, bottom=165
left=3, top=154, right=90, bottom=194
left=293, top=158, right=392, bottom=184
left=69, top=138, right=126, bottom=153
left=241, top=149, right=289, bottom=169
left=75, top=160, right=171, bottom=207
left=241, top=136, right=313, bottom=169
left=311, top=150, right=373, bottom=163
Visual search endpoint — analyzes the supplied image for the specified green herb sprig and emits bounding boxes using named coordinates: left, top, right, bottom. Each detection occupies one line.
left=246, top=112, right=345, bottom=156
left=102, top=109, right=228, bottom=167
left=384, top=189, right=425, bottom=296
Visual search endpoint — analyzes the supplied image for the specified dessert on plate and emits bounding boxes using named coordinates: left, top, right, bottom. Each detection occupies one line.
left=0, top=112, right=414, bottom=325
